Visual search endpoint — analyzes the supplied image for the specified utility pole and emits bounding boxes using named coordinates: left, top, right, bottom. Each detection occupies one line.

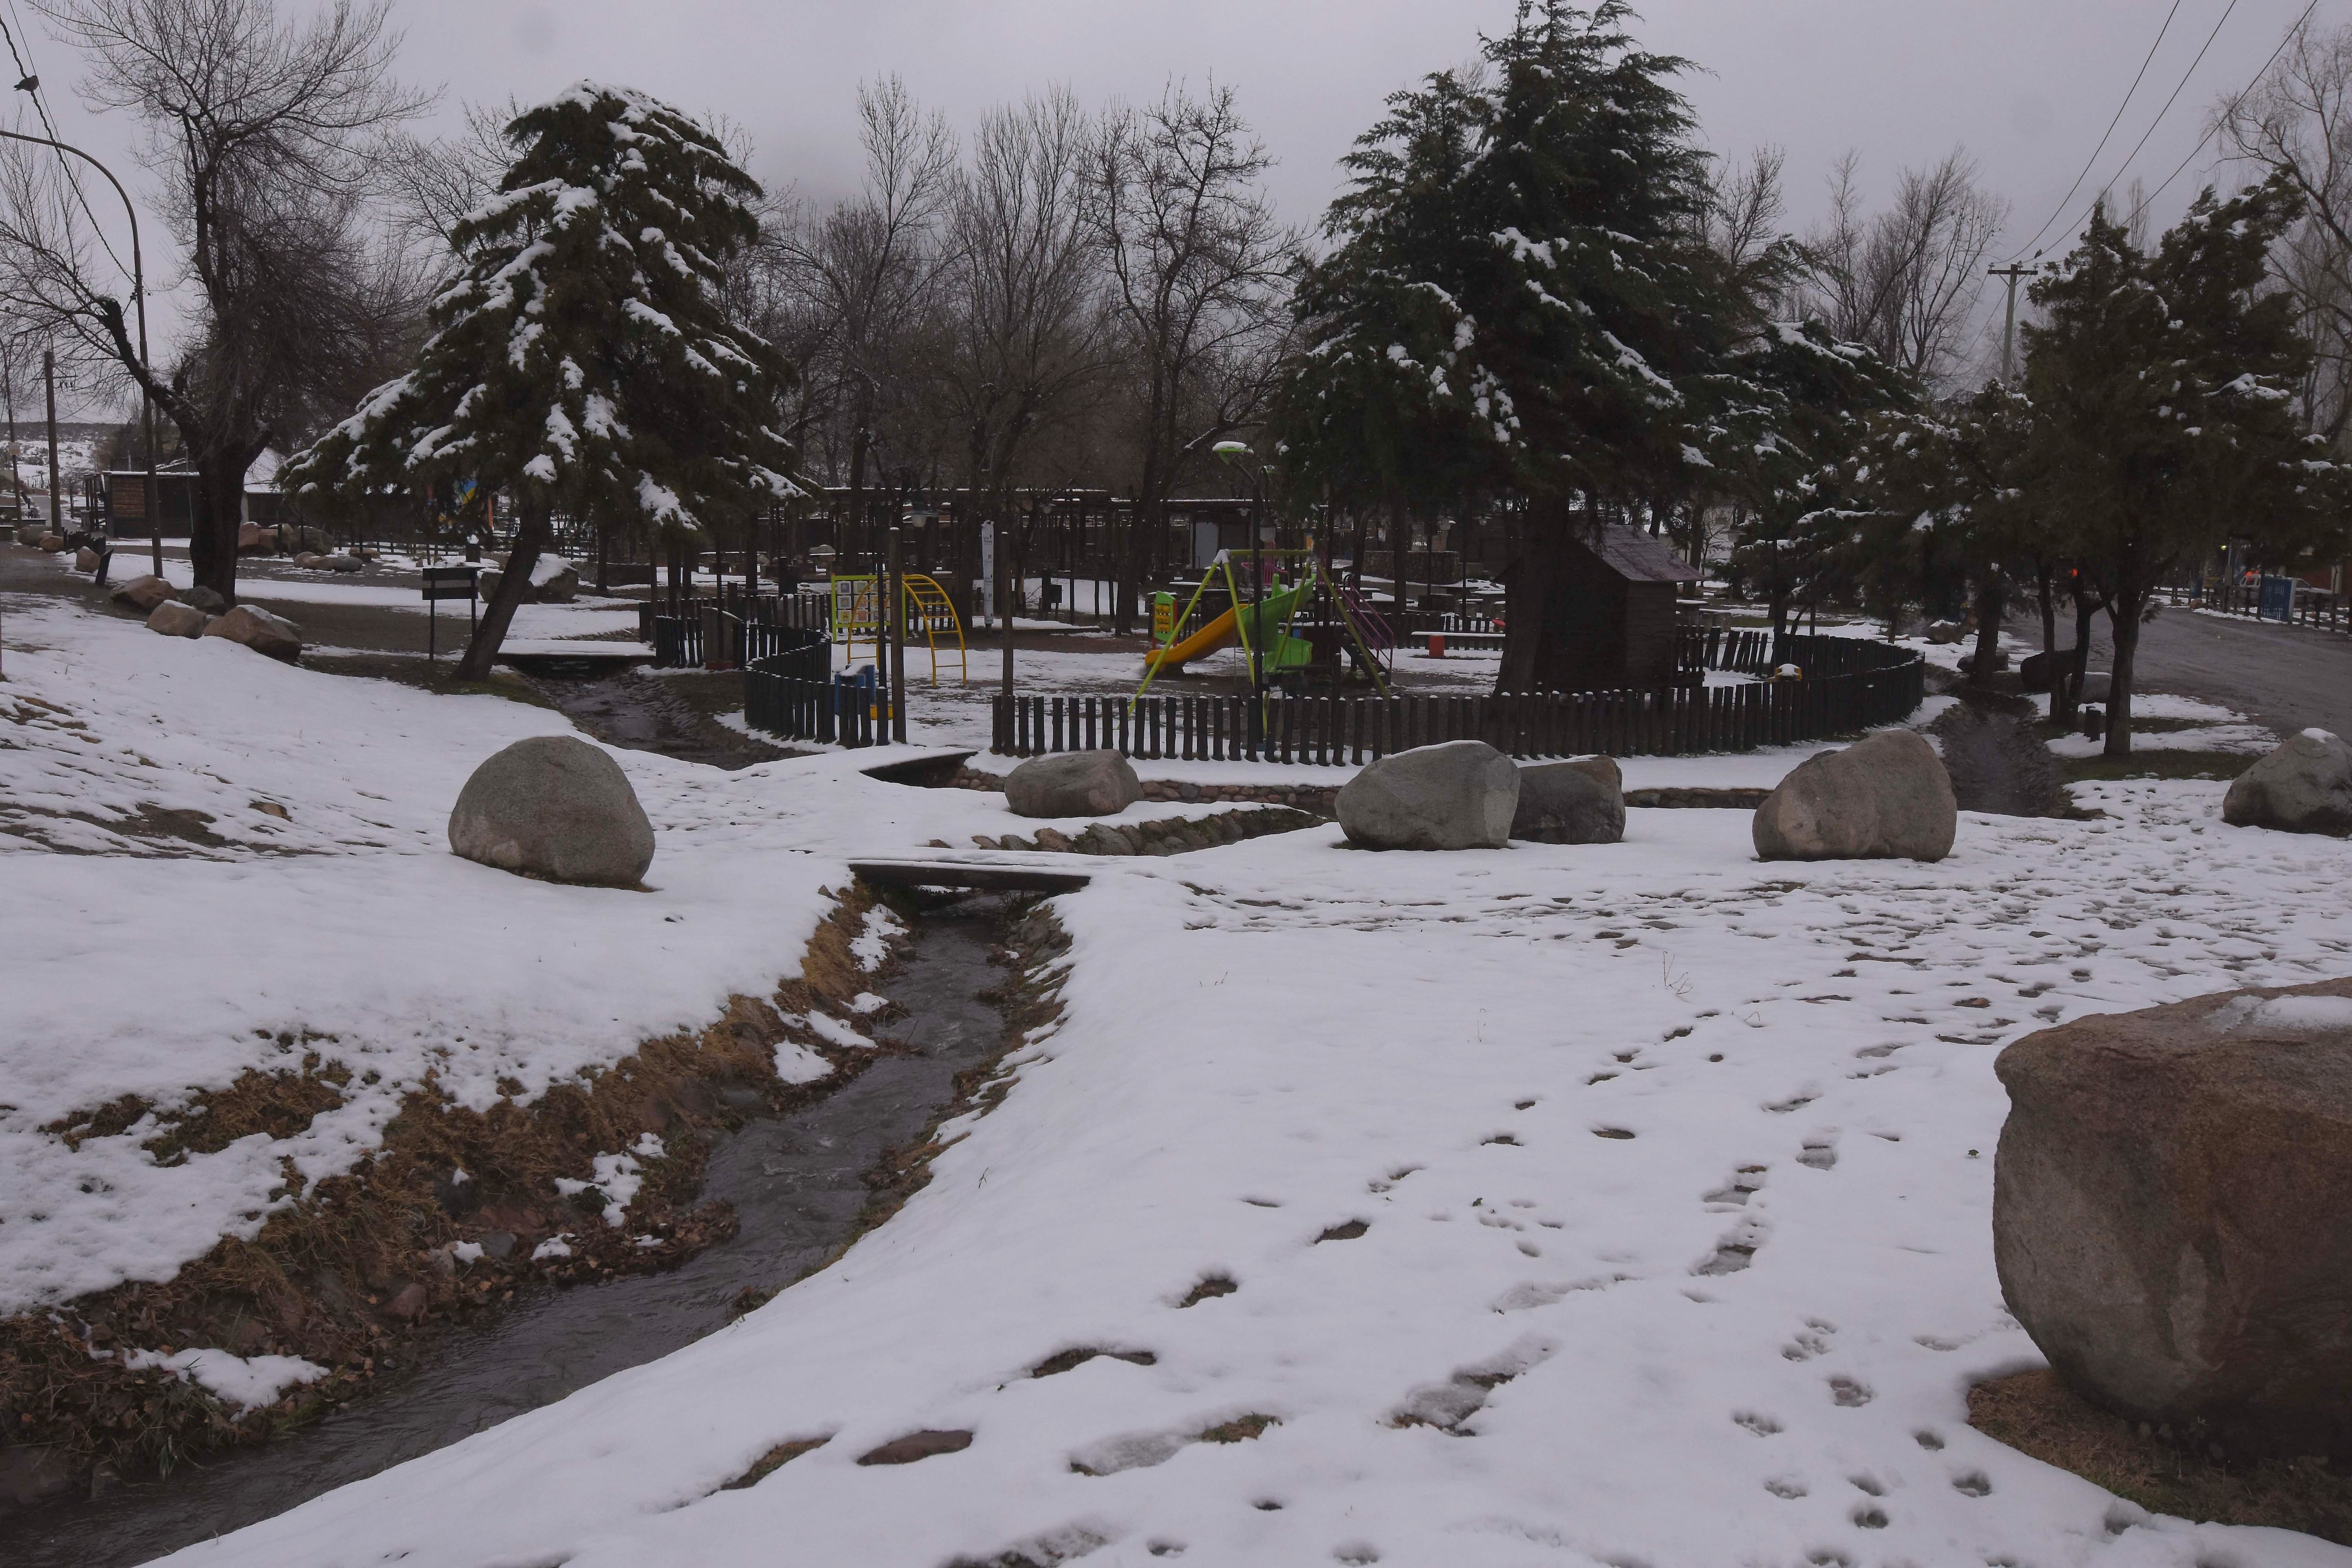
left=1989, top=261, right=2039, bottom=382
left=886, top=523, right=907, bottom=744
left=42, top=348, right=58, bottom=538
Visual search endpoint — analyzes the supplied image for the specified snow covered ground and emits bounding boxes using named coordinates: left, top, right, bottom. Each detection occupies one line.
left=10, top=579, right=2347, bottom=1565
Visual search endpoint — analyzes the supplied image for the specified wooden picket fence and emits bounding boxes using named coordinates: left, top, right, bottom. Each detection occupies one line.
left=990, top=632, right=1923, bottom=763
left=742, top=629, right=881, bottom=747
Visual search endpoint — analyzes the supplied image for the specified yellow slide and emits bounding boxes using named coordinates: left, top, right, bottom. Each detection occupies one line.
left=1147, top=605, right=1241, bottom=671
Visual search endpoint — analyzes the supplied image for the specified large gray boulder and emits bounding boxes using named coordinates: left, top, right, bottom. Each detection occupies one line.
left=1004, top=750, right=1143, bottom=819
left=1995, top=978, right=2352, bottom=1460
left=1751, top=730, right=1956, bottom=862
left=201, top=605, right=303, bottom=662
left=146, top=601, right=208, bottom=638
left=2078, top=670, right=2113, bottom=704
left=110, top=574, right=175, bottom=613
left=448, top=736, right=654, bottom=887
left=2223, top=729, right=2352, bottom=836
left=1512, top=756, right=1625, bottom=844
left=1338, top=740, right=1519, bottom=851
left=13, top=523, right=44, bottom=547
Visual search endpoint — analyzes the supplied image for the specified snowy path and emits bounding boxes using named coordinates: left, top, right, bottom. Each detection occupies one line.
left=149, top=775, right=2352, bottom=1563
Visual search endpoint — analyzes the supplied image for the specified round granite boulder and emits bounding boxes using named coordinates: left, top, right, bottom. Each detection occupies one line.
left=1338, top=740, right=1518, bottom=851
left=1995, top=979, right=2352, bottom=1459
left=1004, top=749, right=1143, bottom=819
left=2223, top=729, right=2352, bottom=837
left=1752, top=730, right=1956, bottom=862
left=1512, top=756, right=1625, bottom=844
left=448, top=736, right=654, bottom=887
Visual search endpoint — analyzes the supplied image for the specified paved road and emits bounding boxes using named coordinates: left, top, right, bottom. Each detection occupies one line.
left=2075, top=603, right=2352, bottom=739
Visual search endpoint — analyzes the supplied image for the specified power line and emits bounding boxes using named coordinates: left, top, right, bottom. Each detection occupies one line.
left=2076, top=0, right=2244, bottom=220
left=0, top=9, right=132, bottom=285
left=2003, top=0, right=2184, bottom=262
left=2124, top=0, right=2327, bottom=229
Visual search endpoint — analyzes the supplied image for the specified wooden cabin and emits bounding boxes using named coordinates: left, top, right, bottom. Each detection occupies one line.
left=1530, top=523, right=1702, bottom=691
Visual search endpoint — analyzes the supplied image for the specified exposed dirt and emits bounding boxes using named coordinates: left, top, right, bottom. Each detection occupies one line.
left=0, top=889, right=893, bottom=1515
left=1970, top=1369, right=2352, bottom=1544
left=1931, top=697, right=2069, bottom=817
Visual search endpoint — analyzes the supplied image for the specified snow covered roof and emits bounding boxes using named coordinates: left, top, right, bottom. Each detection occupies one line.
left=1588, top=522, right=1701, bottom=583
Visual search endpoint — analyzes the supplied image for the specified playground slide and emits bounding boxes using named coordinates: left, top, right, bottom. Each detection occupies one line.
left=1148, top=604, right=1241, bottom=669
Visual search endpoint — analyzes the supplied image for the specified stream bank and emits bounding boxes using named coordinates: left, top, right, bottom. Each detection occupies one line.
left=0, top=891, right=1034, bottom=1568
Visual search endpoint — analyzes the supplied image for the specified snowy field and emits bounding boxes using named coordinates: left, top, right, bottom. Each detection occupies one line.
left=8, top=581, right=2349, bottom=1565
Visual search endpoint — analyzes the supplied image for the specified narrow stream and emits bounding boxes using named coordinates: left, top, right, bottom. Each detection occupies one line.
left=0, top=895, right=1017, bottom=1568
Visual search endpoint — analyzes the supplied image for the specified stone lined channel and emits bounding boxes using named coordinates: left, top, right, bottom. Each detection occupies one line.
left=0, top=679, right=1016, bottom=1567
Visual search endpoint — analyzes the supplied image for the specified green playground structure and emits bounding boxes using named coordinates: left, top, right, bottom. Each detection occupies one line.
left=1134, top=544, right=1392, bottom=709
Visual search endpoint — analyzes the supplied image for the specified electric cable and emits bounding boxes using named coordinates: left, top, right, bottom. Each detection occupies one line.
left=2123, top=0, right=2327, bottom=229
left=2003, top=0, right=2184, bottom=262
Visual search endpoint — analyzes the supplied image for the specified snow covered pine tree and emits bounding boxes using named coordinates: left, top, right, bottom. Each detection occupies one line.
left=285, top=83, right=799, bottom=679
left=1274, top=1, right=1775, bottom=694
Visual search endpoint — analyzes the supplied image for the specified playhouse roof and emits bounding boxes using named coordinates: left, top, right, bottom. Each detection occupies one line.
left=1587, top=523, right=1702, bottom=584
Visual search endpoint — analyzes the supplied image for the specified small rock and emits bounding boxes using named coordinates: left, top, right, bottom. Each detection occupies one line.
left=480, top=1231, right=518, bottom=1260
left=109, top=574, right=175, bottom=613
left=1925, top=620, right=1968, bottom=645
left=387, top=1281, right=429, bottom=1321
left=184, top=586, right=227, bottom=614
left=448, top=735, right=655, bottom=887
left=13, top=523, right=45, bottom=547
left=236, top=521, right=275, bottom=554
left=253, top=800, right=289, bottom=820
left=969, top=835, right=1001, bottom=850
left=1005, top=750, right=1144, bottom=818
left=292, top=551, right=324, bottom=570
left=1751, top=730, right=1956, bottom=863
left=998, top=834, right=1036, bottom=853
left=1031, top=827, right=1074, bottom=852
left=36, top=532, right=64, bottom=553
left=324, top=554, right=365, bottom=573
left=2223, top=729, right=2352, bottom=836
left=1090, top=825, right=1139, bottom=855
left=146, top=600, right=209, bottom=638
left=2078, top=670, right=2113, bottom=704
left=1337, top=740, right=1519, bottom=851
left=74, top=546, right=101, bottom=573
left=202, top=604, right=304, bottom=662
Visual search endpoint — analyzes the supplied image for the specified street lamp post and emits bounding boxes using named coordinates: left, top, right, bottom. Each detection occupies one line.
left=0, top=127, right=160, bottom=576
left=1214, top=440, right=1267, bottom=757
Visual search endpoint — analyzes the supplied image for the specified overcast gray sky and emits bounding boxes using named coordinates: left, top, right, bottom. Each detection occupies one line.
left=6, top=0, right=2337, bottom=411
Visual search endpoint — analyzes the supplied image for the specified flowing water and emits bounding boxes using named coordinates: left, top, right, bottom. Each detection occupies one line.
left=0, top=660, right=1014, bottom=1566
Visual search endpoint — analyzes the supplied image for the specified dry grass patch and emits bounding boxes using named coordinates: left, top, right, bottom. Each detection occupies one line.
left=0, top=888, right=895, bottom=1502
left=1970, top=1370, right=2352, bottom=1544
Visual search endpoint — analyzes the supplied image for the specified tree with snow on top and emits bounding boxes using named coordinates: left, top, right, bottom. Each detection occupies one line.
left=285, top=82, right=800, bottom=679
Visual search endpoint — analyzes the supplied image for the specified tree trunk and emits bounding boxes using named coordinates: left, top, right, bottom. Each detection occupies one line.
left=1967, top=580, right=2003, bottom=689
left=2055, top=589, right=2096, bottom=725
left=2102, top=590, right=2143, bottom=758
left=1495, top=500, right=1608, bottom=695
left=189, top=458, right=248, bottom=604
left=2036, top=564, right=2056, bottom=653
left=455, top=503, right=551, bottom=682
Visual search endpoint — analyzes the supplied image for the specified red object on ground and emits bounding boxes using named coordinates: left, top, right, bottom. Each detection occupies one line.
left=1429, top=633, right=1446, bottom=657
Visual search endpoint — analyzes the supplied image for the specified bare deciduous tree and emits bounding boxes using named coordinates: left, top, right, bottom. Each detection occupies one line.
left=0, top=0, right=429, bottom=599
left=1090, top=80, right=1296, bottom=630
left=938, top=88, right=1104, bottom=614
left=1802, top=150, right=2006, bottom=390
left=771, top=76, right=957, bottom=566
left=2221, top=16, right=2352, bottom=442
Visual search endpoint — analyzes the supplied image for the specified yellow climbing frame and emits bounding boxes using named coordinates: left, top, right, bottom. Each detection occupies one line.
left=831, top=572, right=967, bottom=687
